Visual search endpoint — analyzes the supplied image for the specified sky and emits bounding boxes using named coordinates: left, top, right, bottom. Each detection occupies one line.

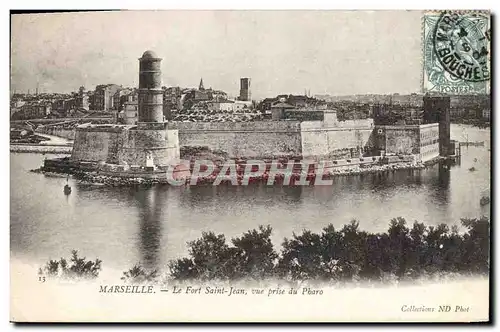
left=11, top=10, right=423, bottom=98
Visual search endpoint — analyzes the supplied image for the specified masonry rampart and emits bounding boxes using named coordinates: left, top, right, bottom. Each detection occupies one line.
left=169, top=121, right=303, bottom=158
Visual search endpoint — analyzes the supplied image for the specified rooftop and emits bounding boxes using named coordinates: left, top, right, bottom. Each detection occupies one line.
left=141, top=50, right=160, bottom=60
left=271, top=102, right=295, bottom=109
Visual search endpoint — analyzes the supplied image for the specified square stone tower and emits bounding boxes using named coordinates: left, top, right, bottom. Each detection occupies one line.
left=423, top=95, right=451, bottom=157
left=239, top=77, right=251, bottom=101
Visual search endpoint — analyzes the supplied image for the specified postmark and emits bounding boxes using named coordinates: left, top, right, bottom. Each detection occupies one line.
left=423, top=10, right=490, bottom=94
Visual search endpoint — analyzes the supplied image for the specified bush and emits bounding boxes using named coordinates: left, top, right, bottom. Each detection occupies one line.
left=40, top=217, right=490, bottom=284
left=169, top=217, right=490, bottom=282
left=39, top=250, right=102, bottom=280
left=121, top=264, right=159, bottom=283
left=169, top=225, right=278, bottom=281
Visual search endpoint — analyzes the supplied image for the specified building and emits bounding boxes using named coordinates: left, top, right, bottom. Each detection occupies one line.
left=259, top=94, right=324, bottom=112
left=163, top=86, right=182, bottom=119
left=88, top=91, right=96, bottom=110
left=233, top=100, right=252, bottom=111
left=113, top=88, right=133, bottom=111
left=259, top=98, right=277, bottom=111
left=450, top=107, right=467, bottom=120
left=375, top=123, right=440, bottom=163
left=11, top=99, right=25, bottom=109
left=52, top=98, right=74, bottom=113
left=373, top=104, right=422, bottom=125
left=211, top=89, right=228, bottom=102
left=182, top=88, right=210, bottom=110
left=371, top=95, right=450, bottom=162
left=10, top=107, right=18, bottom=118
left=271, top=101, right=295, bottom=120
left=94, top=84, right=122, bottom=111
left=65, top=98, right=78, bottom=113
left=419, top=124, right=440, bottom=162
left=76, top=86, right=90, bottom=110
left=281, top=110, right=325, bottom=122
left=163, top=87, right=182, bottom=107
left=12, top=102, right=52, bottom=119
left=123, top=101, right=139, bottom=125
left=287, top=95, right=308, bottom=108
left=207, top=100, right=234, bottom=112
left=10, top=127, right=33, bottom=139
left=116, top=92, right=139, bottom=125
left=482, top=109, right=490, bottom=120
left=239, top=77, right=251, bottom=101
left=423, top=96, right=451, bottom=156
left=193, top=90, right=210, bottom=102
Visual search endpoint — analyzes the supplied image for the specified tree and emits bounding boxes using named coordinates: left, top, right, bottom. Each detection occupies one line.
left=39, top=250, right=102, bottom=280
left=169, top=226, right=279, bottom=281
left=278, top=230, right=324, bottom=280
left=121, top=264, right=159, bottom=283
left=386, top=217, right=411, bottom=277
left=167, top=217, right=490, bottom=283
left=231, top=225, right=278, bottom=279
left=460, top=217, right=490, bottom=274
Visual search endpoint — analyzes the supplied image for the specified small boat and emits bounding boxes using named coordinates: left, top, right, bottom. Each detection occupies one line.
left=64, top=177, right=72, bottom=195
left=480, top=196, right=490, bottom=206
left=64, top=184, right=72, bottom=195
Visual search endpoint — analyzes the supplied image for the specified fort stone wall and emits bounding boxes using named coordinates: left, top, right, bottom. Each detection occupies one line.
left=419, top=123, right=440, bottom=162
left=70, top=117, right=437, bottom=166
left=71, top=126, right=126, bottom=163
left=381, top=125, right=420, bottom=155
left=300, top=119, right=375, bottom=159
left=169, top=118, right=376, bottom=160
left=170, top=122, right=303, bottom=158
left=117, top=128, right=179, bottom=166
left=36, top=126, right=76, bottom=140
left=71, top=124, right=179, bottom=166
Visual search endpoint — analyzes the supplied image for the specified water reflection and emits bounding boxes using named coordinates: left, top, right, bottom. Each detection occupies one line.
left=134, top=187, right=164, bottom=270
left=281, top=185, right=303, bottom=203
left=437, top=161, right=451, bottom=190
left=178, top=183, right=305, bottom=211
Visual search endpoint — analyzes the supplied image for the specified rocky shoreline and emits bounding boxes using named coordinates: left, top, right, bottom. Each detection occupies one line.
left=32, top=161, right=426, bottom=187
left=10, top=145, right=72, bottom=154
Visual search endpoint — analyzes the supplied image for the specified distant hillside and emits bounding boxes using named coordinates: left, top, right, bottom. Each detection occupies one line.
left=315, top=94, right=490, bottom=109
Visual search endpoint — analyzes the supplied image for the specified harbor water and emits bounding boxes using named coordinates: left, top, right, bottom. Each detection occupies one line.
left=10, top=125, right=491, bottom=275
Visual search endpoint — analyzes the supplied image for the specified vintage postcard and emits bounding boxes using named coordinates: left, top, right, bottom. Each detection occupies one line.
left=10, top=10, right=491, bottom=323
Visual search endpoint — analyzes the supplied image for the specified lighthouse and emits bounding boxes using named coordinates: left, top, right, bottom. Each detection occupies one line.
left=70, top=50, right=180, bottom=169
left=138, top=50, right=164, bottom=125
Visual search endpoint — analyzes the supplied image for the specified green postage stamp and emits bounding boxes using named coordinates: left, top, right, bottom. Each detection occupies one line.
left=423, top=10, right=491, bottom=95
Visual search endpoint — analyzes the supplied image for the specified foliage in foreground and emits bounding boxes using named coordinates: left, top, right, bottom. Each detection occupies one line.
left=169, top=225, right=277, bottom=281
left=40, top=217, right=490, bottom=283
left=39, top=250, right=102, bottom=280
left=121, top=264, right=159, bottom=283
left=168, top=217, right=490, bottom=282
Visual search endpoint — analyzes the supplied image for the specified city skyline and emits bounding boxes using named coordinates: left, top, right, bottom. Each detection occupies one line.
left=11, top=11, right=422, bottom=98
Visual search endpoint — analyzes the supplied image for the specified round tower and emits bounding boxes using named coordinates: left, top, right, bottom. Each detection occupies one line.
left=138, top=50, right=164, bottom=124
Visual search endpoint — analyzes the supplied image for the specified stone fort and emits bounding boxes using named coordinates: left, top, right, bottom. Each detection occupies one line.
left=69, top=50, right=450, bottom=169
